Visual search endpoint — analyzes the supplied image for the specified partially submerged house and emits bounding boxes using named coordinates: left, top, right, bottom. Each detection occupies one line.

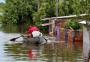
left=41, top=14, right=88, bottom=48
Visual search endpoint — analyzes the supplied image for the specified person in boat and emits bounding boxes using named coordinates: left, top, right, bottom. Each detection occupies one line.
left=24, top=24, right=46, bottom=44
left=26, top=24, right=42, bottom=38
left=10, top=25, right=46, bottom=44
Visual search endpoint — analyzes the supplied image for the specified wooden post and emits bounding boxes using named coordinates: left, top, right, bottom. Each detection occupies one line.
left=83, top=24, right=90, bottom=62
left=52, top=19, right=55, bottom=36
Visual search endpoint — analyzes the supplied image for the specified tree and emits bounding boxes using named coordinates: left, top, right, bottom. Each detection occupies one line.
left=2, top=0, right=36, bottom=25
left=58, top=0, right=90, bottom=16
left=2, top=0, right=90, bottom=25
left=33, top=0, right=56, bottom=26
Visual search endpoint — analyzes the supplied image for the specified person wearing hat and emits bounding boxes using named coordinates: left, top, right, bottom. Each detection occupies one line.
left=26, top=25, right=42, bottom=38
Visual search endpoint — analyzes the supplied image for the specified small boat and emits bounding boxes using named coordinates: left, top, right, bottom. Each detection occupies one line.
left=22, top=36, right=47, bottom=45
left=10, top=35, right=55, bottom=45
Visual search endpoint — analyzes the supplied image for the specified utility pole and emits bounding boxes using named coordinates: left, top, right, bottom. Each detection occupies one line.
left=56, top=0, right=59, bottom=17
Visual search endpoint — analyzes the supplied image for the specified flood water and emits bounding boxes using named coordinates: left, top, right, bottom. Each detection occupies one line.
left=0, top=25, right=83, bottom=62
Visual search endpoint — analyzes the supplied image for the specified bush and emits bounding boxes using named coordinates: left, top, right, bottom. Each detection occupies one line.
left=65, top=19, right=81, bottom=30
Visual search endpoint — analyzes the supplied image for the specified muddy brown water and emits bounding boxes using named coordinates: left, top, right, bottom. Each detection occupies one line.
left=0, top=31, right=83, bottom=62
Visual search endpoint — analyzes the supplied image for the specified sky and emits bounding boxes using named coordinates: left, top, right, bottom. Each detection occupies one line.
left=0, top=0, right=5, bottom=3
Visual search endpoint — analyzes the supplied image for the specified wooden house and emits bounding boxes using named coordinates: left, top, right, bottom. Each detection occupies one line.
left=41, top=14, right=88, bottom=48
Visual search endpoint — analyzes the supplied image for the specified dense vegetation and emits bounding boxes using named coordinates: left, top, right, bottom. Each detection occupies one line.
left=65, top=19, right=81, bottom=30
left=0, top=0, right=90, bottom=26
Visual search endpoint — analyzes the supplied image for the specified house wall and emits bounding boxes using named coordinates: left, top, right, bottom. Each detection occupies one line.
left=49, top=19, right=83, bottom=48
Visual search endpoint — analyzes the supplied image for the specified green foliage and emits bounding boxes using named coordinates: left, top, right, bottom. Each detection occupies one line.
left=65, top=19, right=81, bottom=30
left=1, top=0, right=90, bottom=26
left=33, top=0, right=56, bottom=22
left=0, top=3, right=4, bottom=12
left=2, top=0, right=35, bottom=25
left=59, top=0, right=87, bottom=16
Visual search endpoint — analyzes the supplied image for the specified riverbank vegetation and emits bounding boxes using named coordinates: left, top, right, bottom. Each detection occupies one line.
left=0, top=0, right=90, bottom=32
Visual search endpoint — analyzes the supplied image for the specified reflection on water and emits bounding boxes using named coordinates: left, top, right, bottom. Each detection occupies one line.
left=4, top=41, right=83, bottom=62
left=43, top=44, right=83, bottom=62
left=1, top=23, right=29, bottom=33
left=4, top=43, right=46, bottom=62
